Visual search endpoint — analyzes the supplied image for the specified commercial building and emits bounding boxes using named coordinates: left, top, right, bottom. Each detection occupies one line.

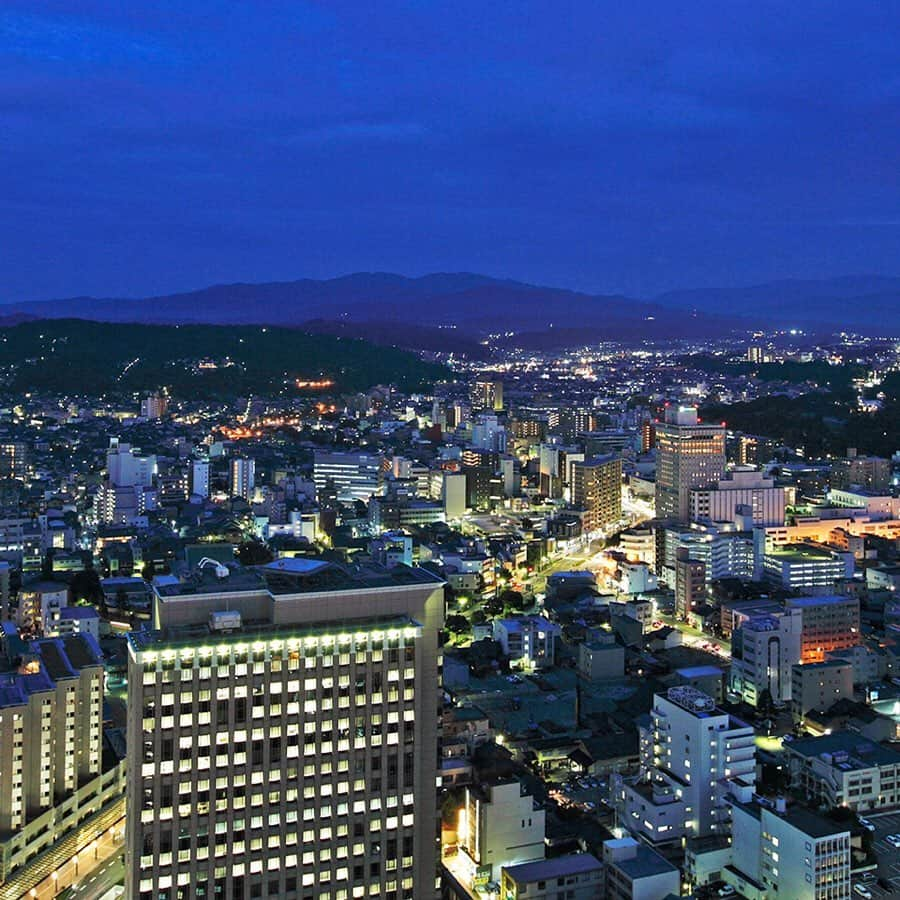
left=654, top=406, right=726, bottom=522
left=313, top=450, right=385, bottom=503
left=570, top=454, right=622, bottom=534
left=725, top=783, right=851, bottom=900
left=538, top=444, right=583, bottom=501
left=785, top=596, right=861, bottom=664
left=689, top=467, right=785, bottom=527
left=786, top=731, right=900, bottom=811
left=125, top=558, right=444, bottom=900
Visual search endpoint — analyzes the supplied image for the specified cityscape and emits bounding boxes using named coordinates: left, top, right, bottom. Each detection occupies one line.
left=4, top=3, right=900, bottom=900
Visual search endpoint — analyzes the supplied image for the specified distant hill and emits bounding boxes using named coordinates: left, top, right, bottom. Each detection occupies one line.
left=4, top=273, right=746, bottom=345
left=0, top=320, right=446, bottom=398
left=656, top=276, right=900, bottom=332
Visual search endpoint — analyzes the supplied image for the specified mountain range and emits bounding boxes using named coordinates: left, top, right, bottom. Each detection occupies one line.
left=4, top=273, right=899, bottom=350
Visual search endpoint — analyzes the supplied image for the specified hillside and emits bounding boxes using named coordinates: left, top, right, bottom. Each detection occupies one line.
left=657, top=276, right=900, bottom=332
left=5, top=273, right=746, bottom=344
left=0, top=320, right=446, bottom=399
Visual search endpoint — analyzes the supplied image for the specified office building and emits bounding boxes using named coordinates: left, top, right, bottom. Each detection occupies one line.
left=785, top=596, right=860, bottom=663
left=313, top=450, right=385, bottom=503
left=761, top=542, right=852, bottom=591
left=229, top=457, right=256, bottom=501
left=125, top=558, right=444, bottom=900
left=725, top=783, right=851, bottom=900
left=614, top=687, right=755, bottom=844
left=729, top=609, right=802, bottom=706
left=786, top=731, right=900, bottom=811
left=570, top=455, right=622, bottom=535
left=689, top=467, right=785, bottom=527
left=655, top=406, right=726, bottom=522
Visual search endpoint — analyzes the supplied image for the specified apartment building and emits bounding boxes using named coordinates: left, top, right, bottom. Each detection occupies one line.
left=785, top=596, right=861, bottom=664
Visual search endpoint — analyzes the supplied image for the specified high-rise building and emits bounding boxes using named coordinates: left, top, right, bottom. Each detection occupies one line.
left=538, top=444, right=583, bottom=500
left=229, top=457, right=256, bottom=500
left=613, top=687, right=755, bottom=844
left=655, top=406, right=726, bottom=522
left=689, top=466, right=785, bottom=527
left=190, top=459, right=210, bottom=499
left=470, top=379, right=503, bottom=412
left=729, top=609, right=803, bottom=706
left=0, top=634, right=123, bottom=898
left=571, top=455, right=622, bottom=534
left=126, top=559, right=444, bottom=900
left=640, top=421, right=656, bottom=455
left=313, top=451, right=385, bottom=503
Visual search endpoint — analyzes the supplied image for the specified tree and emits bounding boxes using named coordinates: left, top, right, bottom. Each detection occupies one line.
left=445, top=614, right=471, bottom=635
left=500, top=589, right=527, bottom=611
left=471, top=609, right=487, bottom=626
left=236, top=541, right=274, bottom=566
left=483, top=596, right=504, bottom=618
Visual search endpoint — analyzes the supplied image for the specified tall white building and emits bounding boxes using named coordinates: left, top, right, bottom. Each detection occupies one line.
left=730, top=609, right=803, bottom=706
left=313, top=451, right=385, bottom=503
left=614, top=687, right=755, bottom=844
left=190, top=459, right=210, bottom=499
left=690, top=467, right=786, bottom=527
left=106, top=439, right=156, bottom=488
left=125, top=559, right=444, bottom=900
left=655, top=407, right=726, bottom=522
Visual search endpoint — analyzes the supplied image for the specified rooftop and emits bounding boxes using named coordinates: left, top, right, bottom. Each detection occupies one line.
left=786, top=731, right=900, bottom=769
left=504, top=853, right=602, bottom=883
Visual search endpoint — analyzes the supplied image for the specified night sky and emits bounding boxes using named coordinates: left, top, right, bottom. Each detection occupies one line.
left=3, top=1, right=900, bottom=301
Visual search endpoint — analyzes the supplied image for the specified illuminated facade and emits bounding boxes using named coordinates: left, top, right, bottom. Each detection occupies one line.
left=125, top=560, right=444, bottom=900
left=655, top=406, right=726, bottom=522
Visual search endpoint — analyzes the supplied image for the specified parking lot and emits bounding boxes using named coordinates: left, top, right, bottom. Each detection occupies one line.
left=861, top=811, right=900, bottom=897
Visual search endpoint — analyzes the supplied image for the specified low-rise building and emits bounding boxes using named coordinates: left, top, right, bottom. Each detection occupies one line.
left=786, top=731, right=900, bottom=811
left=791, top=660, right=854, bottom=726
left=493, top=617, right=560, bottom=670
left=500, top=854, right=603, bottom=900
left=725, top=783, right=851, bottom=900
left=602, top=837, right=680, bottom=900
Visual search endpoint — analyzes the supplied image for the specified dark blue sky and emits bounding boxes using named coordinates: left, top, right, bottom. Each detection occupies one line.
left=3, top=1, right=900, bottom=301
